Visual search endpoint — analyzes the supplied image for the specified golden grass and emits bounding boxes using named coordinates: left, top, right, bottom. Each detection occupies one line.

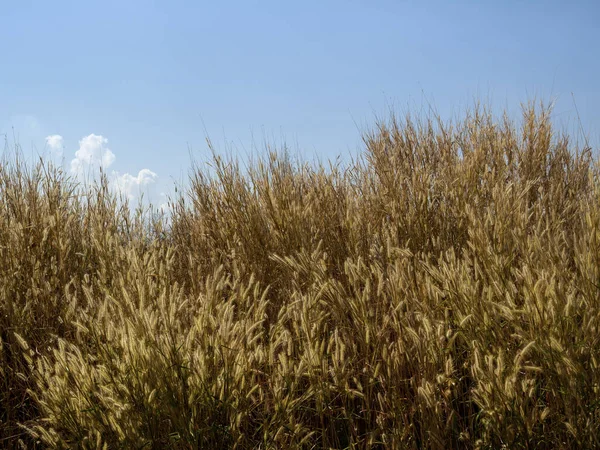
left=1, top=102, right=599, bottom=448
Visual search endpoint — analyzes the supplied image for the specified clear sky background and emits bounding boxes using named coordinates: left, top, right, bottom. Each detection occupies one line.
left=1, top=0, right=599, bottom=207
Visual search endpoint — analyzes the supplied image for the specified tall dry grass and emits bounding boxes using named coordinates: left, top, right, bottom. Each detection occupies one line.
left=1, top=102, right=599, bottom=448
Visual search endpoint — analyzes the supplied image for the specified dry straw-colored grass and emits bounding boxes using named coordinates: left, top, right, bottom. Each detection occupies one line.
left=1, top=102, right=600, bottom=448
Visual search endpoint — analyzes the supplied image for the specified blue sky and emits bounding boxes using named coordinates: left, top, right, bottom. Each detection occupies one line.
left=1, top=0, right=599, bottom=206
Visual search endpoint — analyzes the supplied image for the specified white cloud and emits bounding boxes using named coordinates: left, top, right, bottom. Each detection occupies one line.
left=45, top=134, right=64, bottom=158
left=112, top=168, right=158, bottom=202
left=60, top=132, right=166, bottom=210
left=70, top=134, right=116, bottom=177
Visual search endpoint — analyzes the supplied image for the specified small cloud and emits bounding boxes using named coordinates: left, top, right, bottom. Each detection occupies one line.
left=1, top=115, right=44, bottom=157
left=63, top=133, right=164, bottom=209
left=158, top=192, right=171, bottom=214
left=70, top=134, right=115, bottom=177
left=3, top=114, right=41, bottom=135
left=112, top=168, right=158, bottom=202
left=45, top=134, right=64, bottom=158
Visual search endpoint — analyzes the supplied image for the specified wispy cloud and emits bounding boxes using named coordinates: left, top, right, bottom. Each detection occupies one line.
left=45, top=134, right=64, bottom=158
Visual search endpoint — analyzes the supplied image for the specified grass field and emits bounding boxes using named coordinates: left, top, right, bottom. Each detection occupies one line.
left=1, top=102, right=599, bottom=448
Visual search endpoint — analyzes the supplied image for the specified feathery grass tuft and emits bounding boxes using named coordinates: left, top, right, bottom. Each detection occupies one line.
left=1, top=102, right=599, bottom=448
